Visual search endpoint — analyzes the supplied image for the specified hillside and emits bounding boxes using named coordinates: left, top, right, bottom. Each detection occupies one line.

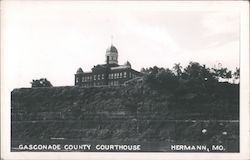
left=11, top=81, right=239, bottom=152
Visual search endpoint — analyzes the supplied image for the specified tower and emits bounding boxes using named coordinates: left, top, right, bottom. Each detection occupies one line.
left=105, top=45, right=118, bottom=64
left=75, top=67, right=84, bottom=86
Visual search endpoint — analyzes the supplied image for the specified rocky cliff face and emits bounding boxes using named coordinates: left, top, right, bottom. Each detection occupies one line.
left=11, top=83, right=239, bottom=152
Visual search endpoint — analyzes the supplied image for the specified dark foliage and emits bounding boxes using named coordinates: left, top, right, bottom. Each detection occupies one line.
left=31, top=78, right=53, bottom=88
left=11, top=62, right=239, bottom=151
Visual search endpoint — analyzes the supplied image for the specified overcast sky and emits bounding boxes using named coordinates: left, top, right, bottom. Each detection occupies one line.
left=2, top=1, right=241, bottom=89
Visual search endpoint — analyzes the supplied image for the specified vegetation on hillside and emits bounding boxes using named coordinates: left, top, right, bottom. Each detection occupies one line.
left=31, top=78, right=53, bottom=88
left=11, top=62, right=239, bottom=151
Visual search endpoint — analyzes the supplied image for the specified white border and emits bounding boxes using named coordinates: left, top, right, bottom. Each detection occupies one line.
left=1, top=1, right=249, bottom=160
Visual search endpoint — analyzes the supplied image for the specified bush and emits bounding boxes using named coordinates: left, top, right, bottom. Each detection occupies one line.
left=31, top=78, right=53, bottom=88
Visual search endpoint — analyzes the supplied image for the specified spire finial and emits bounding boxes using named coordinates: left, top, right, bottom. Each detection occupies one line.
left=111, top=35, right=114, bottom=45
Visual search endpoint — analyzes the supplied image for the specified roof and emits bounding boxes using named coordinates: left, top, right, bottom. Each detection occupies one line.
left=76, top=68, right=84, bottom=74
left=110, top=65, right=130, bottom=70
left=106, top=45, right=118, bottom=53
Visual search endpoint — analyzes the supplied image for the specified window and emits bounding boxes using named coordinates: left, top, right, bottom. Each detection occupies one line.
left=94, top=75, right=96, bottom=80
left=114, top=81, right=118, bottom=86
left=124, top=72, right=127, bottom=78
left=76, top=78, right=79, bottom=83
left=120, top=72, right=122, bottom=78
left=98, top=74, right=100, bottom=80
left=102, top=74, right=104, bottom=79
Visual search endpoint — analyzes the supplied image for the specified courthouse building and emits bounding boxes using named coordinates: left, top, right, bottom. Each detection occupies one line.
left=75, top=45, right=142, bottom=87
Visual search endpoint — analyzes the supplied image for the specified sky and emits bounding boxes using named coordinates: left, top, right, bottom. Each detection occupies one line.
left=1, top=1, right=241, bottom=89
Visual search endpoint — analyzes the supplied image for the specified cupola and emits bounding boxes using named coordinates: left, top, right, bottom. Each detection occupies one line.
left=76, top=67, right=84, bottom=74
left=105, top=45, right=118, bottom=64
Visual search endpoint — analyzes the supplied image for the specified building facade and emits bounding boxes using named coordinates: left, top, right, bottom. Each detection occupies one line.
left=75, top=45, right=142, bottom=87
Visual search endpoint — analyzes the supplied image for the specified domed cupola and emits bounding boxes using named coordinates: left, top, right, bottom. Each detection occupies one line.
left=124, top=61, right=131, bottom=68
left=106, top=45, right=118, bottom=53
left=105, top=45, right=118, bottom=64
left=76, top=67, right=84, bottom=74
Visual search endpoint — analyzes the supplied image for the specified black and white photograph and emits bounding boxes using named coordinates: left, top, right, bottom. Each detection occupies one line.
left=1, top=1, right=249, bottom=160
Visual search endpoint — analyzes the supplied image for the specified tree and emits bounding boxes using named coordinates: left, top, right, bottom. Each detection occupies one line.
left=213, top=67, right=235, bottom=83
left=217, top=68, right=228, bottom=79
left=233, top=68, right=240, bottom=83
left=173, top=63, right=182, bottom=78
left=144, top=67, right=179, bottom=91
left=155, top=69, right=178, bottom=91
left=140, top=68, right=146, bottom=74
left=140, top=66, right=159, bottom=75
left=183, top=62, right=215, bottom=81
left=183, top=62, right=201, bottom=80
left=31, top=78, right=53, bottom=88
left=225, top=71, right=232, bottom=81
left=144, top=66, right=159, bottom=84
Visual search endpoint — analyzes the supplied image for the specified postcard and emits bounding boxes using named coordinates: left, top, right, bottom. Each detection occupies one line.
left=1, top=1, right=249, bottom=160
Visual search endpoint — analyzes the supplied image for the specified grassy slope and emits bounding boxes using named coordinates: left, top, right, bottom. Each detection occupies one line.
left=11, top=83, right=239, bottom=151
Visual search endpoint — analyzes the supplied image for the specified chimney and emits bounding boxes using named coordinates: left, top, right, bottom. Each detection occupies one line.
left=106, top=56, right=109, bottom=65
